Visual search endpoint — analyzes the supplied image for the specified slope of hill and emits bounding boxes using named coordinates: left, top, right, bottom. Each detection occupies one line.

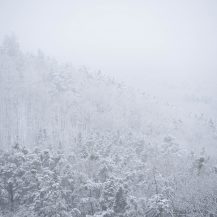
left=0, top=36, right=216, bottom=153
left=0, top=36, right=217, bottom=217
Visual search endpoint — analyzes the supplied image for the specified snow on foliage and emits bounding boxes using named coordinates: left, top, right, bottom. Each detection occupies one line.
left=0, top=36, right=217, bottom=216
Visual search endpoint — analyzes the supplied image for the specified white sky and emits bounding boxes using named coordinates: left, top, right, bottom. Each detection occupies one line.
left=0, top=0, right=217, bottom=94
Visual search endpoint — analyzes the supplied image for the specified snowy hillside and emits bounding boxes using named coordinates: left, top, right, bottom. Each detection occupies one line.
left=0, top=36, right=216, bottom=153
left=0, top=36, right=217, bottom=217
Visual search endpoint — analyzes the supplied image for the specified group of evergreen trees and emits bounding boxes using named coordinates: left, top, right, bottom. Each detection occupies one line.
left=0, top=134, right=217, bottom=217
left=0, top=36, right=217, bottom=217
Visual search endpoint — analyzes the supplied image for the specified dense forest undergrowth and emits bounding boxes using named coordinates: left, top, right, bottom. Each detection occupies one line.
left=1, top=36, right=217, bottom=217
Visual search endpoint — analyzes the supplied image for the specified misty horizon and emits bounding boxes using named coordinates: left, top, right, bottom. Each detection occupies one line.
left=0, top=0, right=217, bottom=94
left=0, top=1, right=217, bottom=217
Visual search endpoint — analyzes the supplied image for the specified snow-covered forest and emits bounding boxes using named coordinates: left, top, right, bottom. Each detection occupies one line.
left=0, top=35, right=217, bottom=217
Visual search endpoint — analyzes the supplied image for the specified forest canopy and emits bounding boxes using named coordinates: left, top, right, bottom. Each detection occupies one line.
left=0, top=36, right=217, bottom=217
